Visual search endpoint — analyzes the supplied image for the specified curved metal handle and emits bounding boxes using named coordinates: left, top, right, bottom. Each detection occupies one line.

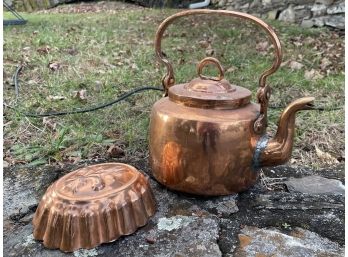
left=197, top=57, right=224, bottom=81
left=154, top=9, right=283, bottom=133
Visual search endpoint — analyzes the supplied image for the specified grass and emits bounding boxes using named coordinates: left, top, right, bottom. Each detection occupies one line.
left=3, top=3, right=344, bottom=168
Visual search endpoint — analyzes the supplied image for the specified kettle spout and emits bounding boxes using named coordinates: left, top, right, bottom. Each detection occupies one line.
left=255, top=97, right=315, bottom=168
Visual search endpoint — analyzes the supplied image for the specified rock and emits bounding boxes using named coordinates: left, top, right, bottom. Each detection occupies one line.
left=266, top=10, right=278, bottom=19
left=151, top=215, right=221, bottom=257
left=311, top=3, right=327, bottom=16
left=285, top=175, right=345, bottom=195
left=3, top=163, right=345, bottom=256
left=278, top=5, right=296, bottom=23
left=313, top=17, right=326, bottom=27
left=208, top=0, right=344, bottom=30
left=301, top=19, right=315, bottom=28
left=239, top=3, right=250, bottom=9
left=204, top=195, right=239, bottom=216
left=315, top=0, right=334, bottom=5
left=218, top=0, right=227, bottom=7
left=327, top=2, right=345, bottom=14
left=294, top=5, right=312, bottom=20
left=261, top=0, right=272, bottom=5
left=250, top=0, right=261, bottom=9
left=325, top=14, right=345, bottom=29
left=234, top=226, right=344, bottom=256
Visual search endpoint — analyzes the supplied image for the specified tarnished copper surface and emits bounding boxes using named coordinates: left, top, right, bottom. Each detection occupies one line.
left=154, top=9, right=283, bottom=132
left=33, top=163, right=156, bottom=252
left=149, top=10, right=315, bottom=196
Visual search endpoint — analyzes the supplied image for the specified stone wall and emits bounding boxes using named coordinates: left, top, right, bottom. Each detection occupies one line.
left=5, top=0, right=73, bottom=12
left=6, top=0, right=344, bottom=30
left=211, top=0, right=344, bottom=29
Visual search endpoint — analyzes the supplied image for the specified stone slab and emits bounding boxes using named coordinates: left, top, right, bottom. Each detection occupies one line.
left=285, top=175, right=345, bottom=195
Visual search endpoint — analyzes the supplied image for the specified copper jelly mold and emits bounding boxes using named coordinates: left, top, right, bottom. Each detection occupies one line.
left=33, top=163, right=156, bottom=252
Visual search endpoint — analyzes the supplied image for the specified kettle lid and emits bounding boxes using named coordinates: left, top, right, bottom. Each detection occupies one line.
left=168, top=57, right=251, bottom=110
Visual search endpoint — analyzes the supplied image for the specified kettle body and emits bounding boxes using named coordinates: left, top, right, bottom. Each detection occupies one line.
left=149, top=97, right=261, bottom=195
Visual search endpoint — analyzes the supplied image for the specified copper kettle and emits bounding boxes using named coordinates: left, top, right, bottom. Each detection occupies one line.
left=149, top=10, right=314, bottom=196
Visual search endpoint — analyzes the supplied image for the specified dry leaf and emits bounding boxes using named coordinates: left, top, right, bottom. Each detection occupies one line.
left=315, top=145, right=339, bottom=164
left=3, top=160, right=10, bottom=168
left=256, top=41, right=269, bottom=52
left=67, top=156, right=81, bottom=164
left=48, top=62, right=61, bottom=71
left=320, top=57, right=331, bottom=70
left=304, top=69, right=324, bottom=80
left=4, top=121, right=13, bottom=127
left=37, top=46, right=50, bottom=55
left=43, top=117, right=57, bottom=130
left=205, top=45, right=214, bottom=56
left=280, top=60, right=290, bottom=67
left=47, top=95, right=66, bottom=101
left=304, top=37, right=315, bottom=45
left=66, top=47, right=78, bottom=55
left=28, top=79, right=38, bottom=85
left=288, top=61, right=304, bottom=70
left=95, top=80, right=102, bottom=92
left=226, top=66, right=237, bottom=73
left=131, top=63, right=139, bottom=70
left=73, top=89, right=87, bottom=101
left=198, top=40, right=210, bottom=48
left=107, top=145, right=125, bottom=158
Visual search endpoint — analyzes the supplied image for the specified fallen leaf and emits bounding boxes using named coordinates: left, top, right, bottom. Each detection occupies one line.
left=205, top=45, right=214, bottom=56
left=67, top=156, right=81, bottom=164
left=304, top=37, right=315, bottom=45
left=226, top=66, right=237, bottom=73
left=3, top=160, right=10, bottom=168
left=43, top=117, right=57, bottom=130
left=256, top=41, right=269, bottom=52
left=198, top=40, right=210, bottom=48
left=304, top=69, right=324, bottom=80
left=320, top=57, right=332, bottom=71
left=280, top=60, right=290, bottom=67
left=131, top=63, right=139, bottom=70
left=28, top=79, right=38, bottom=85
left=73, top=89, right=87, bottom=101
left=4, top=121, right=13, bottom=127
left=48, top=62, right=61, bottom=71
left=95, top=80, right=102, bottom=92
left=107, top=145, right=125, bottom=158
left=66, top=47, right=78, bottom=55
left=288, top=61, right=304, bottom=70
left=47, top=95, right=66, bottom=101
left=37, top=46, right=50, bottom=55
left=315, top=145, right=339, bottom=164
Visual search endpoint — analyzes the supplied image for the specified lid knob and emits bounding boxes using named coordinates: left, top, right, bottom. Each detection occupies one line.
left=197, top=57, right=225, bottom=81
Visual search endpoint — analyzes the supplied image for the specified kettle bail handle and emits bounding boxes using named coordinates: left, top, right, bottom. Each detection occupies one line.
left=155, top=9, right=282, bottom=133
